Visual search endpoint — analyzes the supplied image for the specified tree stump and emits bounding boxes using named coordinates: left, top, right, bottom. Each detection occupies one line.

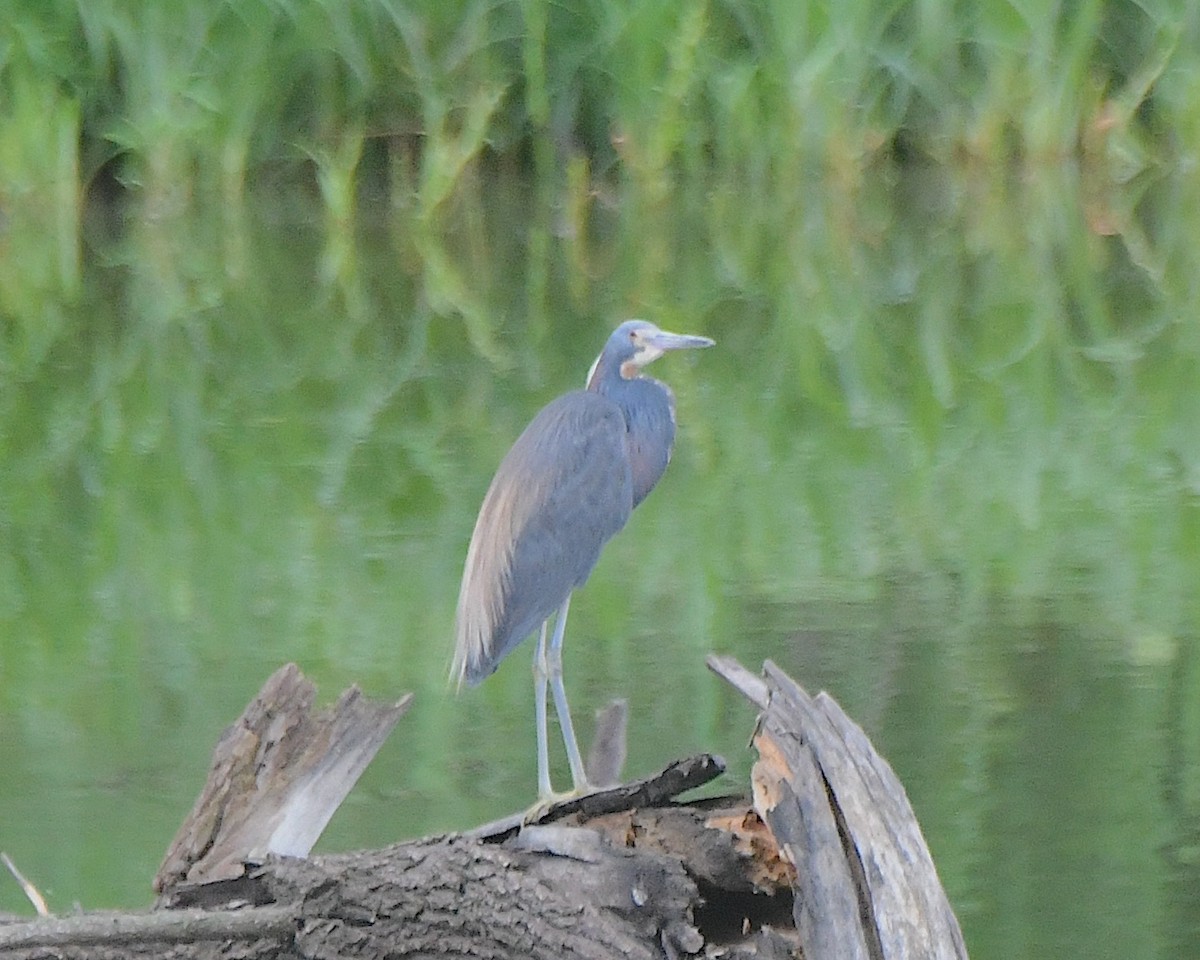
left=155, top=663, right=413, bottom=892
left=708, top=655, right=969, bottom=960
left=0, top=658, right=968, bottom=960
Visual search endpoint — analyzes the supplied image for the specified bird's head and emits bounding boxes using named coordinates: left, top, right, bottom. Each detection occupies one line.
left=587, top=320, right=714, bottom=388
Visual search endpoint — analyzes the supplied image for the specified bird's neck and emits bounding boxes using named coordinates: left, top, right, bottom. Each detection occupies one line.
left=586, top=355, right=631, bottom=392
left=590, top=367, right=671, bottom=425
left=588, top=361, right=638, bottom=403
left=590, top=366, right=676, bottom=509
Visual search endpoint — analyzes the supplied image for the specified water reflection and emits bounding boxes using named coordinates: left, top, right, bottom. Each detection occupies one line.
left=0, top=164, right=1198, bottom=959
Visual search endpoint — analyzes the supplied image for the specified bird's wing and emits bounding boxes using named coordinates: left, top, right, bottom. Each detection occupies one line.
left=453, top=391, right=632, bottom=686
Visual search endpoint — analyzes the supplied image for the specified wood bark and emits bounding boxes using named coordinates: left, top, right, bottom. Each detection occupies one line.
left=0, top=657, right=968, bottom=960
left=155, top=663, right=412, bottom=892
left=709, top=655, right=970, bottom=960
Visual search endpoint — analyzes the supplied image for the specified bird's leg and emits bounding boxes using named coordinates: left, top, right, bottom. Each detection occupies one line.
left=522, top=601, right=590, bottom=823
left=547, top=595, right=591, bottom=793
left=533, top=619, right=553, bottom=800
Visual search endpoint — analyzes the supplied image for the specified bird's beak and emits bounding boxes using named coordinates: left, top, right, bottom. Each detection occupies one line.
left=642, top=329, right=716, bottom=352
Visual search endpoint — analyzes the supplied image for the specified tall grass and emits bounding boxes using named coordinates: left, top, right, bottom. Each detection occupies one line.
left=0, top=0, right=1191, bottom=218
left=0, top=0, right=1194, bottom=385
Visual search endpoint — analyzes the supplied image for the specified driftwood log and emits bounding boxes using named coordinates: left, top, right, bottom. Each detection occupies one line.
left=155, top=663, right=413, bottom=892
left=0, top=658, right=968, bottom=960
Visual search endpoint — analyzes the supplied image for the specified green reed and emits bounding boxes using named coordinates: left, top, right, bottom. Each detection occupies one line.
left=0, top=0, right=1191, bottom=221
left=0, top=0, right=1196, bottom=407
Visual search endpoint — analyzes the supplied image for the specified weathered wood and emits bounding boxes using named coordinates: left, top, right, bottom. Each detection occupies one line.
left=0, top=905, right=295, bottom=953
left=0, top=856, right=47, bottom=918
left=707, top=654, right=769, bottom=708
left=752, top=686, right=875, bottom=960
left=585, top=697, right=629, bottom=787
left=470, top=752, right=728, bottom=840
left=154, top=663, right=412, bottom=894
left=1, top=800, right=791, bottom=960
left=1, top=657, right=968, bottom=960
left=710, top=655, right=969, bottom=960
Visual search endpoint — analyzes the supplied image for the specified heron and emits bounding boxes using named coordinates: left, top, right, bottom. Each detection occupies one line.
left=452, top=319, right=714, bottom=801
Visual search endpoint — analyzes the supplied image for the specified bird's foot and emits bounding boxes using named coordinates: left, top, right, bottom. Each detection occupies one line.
left=522, top=783, right=596, bottom=825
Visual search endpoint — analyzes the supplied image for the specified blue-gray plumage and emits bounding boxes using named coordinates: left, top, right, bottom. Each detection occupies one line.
left=452, top=319, right=714, bottom=800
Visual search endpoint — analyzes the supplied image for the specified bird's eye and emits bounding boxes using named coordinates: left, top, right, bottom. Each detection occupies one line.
left=629, top=330, right=638, bottom=343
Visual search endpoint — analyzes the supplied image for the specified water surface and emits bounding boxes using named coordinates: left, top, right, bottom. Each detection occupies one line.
left=1, top=164, right=1197, bottom=959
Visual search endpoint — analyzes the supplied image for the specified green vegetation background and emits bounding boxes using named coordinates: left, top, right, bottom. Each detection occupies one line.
left=2, top=3, right=1200, bottom=957
left=0, top=0, right=1195, bottom=253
